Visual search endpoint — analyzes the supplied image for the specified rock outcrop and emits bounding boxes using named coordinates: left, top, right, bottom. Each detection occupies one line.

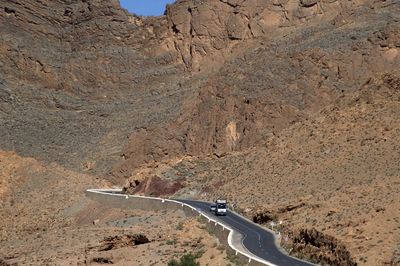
left=115, top=1, right=400, bottom=178
left=123, top=175, right=184, bottom=197
left=2, top=0, right=399, bottom=176
left=286, top=228, right=357, bottom=266
left=97, top=234, right=150, bottom=251
left=164, top=0, right=394, bottom=70
left=0, top=0, right=182, bottom=173
left=0, top=0, right=175, bottom=93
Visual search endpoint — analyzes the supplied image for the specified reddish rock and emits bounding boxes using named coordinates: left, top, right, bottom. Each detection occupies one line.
left=124, top=176, right=184, bottom=197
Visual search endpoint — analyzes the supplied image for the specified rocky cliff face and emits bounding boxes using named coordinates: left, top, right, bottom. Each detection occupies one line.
left=2, top=1, right=399, bottom=177
left=0, top=0, right=187, bottom=173
left=164, top=0, right=391, bottom=71
left=115, top=0, right=400, bottom=178
left=0, top=0, right=175, bottom=93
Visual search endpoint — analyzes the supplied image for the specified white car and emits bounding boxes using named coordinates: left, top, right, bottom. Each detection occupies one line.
left=210, top=204, right=216, bottom=212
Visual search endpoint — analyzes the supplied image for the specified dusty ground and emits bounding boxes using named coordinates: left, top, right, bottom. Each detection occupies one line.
left=0, top=151, right=229, bottom=266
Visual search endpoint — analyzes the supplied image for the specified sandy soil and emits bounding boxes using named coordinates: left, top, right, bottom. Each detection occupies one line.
left=0, top=151, right=230, bottom=265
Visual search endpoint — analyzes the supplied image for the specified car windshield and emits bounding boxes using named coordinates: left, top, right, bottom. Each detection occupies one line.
left=217, top=203, right=226, bottom=208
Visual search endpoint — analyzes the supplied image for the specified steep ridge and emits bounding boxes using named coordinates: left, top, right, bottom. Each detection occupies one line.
left=115, top=0, right=400, bottom=178
left=0, top=0, right=188, bottom=173
left=165, top=0, right=390, bottom=70
left=1, top=0, right=399, bottom=175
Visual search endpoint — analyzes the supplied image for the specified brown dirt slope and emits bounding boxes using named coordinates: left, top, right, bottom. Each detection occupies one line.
left=217, top=72, right=400, bottom=265
left=0, top=151, right=229, bottom=265
left=131, top=72, right=400, bottom=265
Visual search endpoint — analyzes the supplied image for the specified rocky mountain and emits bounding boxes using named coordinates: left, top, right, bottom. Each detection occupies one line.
left=115, top=0, right=400, bottom=178
left=0, top=0, right=187, bottom=174
left=1, top=0, right=399, bottom=265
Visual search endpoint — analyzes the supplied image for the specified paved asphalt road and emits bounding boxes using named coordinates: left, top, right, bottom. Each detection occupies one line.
left=178, top=199, right=315, bottom=266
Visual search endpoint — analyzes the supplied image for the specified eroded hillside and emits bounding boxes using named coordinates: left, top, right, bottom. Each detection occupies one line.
left=0, top=0, right=399, bottom=265
left=124, top=72, right=400, bottom=265
left=115, top=0, right=400, bottom=179
left=0, top=0, right=190, bottom=174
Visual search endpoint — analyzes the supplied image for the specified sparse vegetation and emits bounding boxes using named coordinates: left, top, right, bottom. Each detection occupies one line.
left=390, top=245, right=400, bottom=266
left=226, top=252, right=244, bottom=266
left=168, top=253, right=200, bottom=266
left=193, top=248, right=205, bottom=259
left=217, top=244, right=225, bottom=251
left=166, top=238, right=178, bottom=245
left=176, top=222, right=184, bottom=231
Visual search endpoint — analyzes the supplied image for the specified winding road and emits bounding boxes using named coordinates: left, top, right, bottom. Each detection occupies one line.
left=178, top=199, right=315, bottom=266
left=87, top=189, right=316, bottom=265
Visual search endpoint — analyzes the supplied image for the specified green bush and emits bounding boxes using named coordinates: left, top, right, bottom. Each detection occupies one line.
left=168, top=253, right=200, bottom=266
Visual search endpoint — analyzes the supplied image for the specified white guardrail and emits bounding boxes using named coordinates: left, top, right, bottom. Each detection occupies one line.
left=86, top=188, right=277, bottom=266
